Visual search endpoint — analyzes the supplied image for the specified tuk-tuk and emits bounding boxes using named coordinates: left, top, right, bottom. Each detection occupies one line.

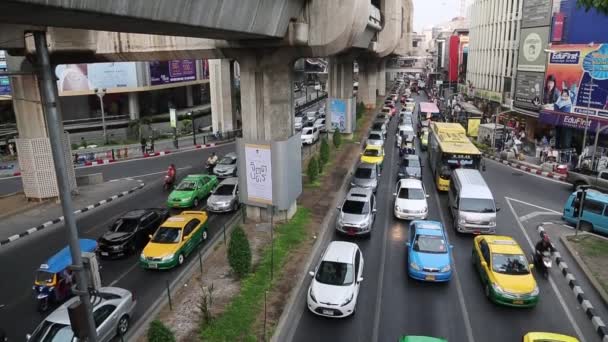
left=33, top=239, right=97, bottom=312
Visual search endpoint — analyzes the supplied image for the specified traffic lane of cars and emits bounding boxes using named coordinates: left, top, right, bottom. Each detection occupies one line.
left=0, top=176, right=236, bottom=341
left=290, top=99, right=402, bottom=342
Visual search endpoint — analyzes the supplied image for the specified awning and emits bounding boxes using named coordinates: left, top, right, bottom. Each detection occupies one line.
left=420, top=102, right=440, bottom=113
left=457, top=101, right=483, bottom=116
left=512, top=107, right=540, bottom=118
left=539, top=109, right=608, bottom=133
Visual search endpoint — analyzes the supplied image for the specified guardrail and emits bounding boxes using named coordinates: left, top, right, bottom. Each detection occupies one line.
left=63, top=115, right=129, bottom=125
left=295, top=93, right=328, bottom=114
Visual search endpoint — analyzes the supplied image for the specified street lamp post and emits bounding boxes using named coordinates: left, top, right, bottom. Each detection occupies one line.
left=94, top=88, right=108, bottom=145
left=188, top=111, right=197, bottom=146
left=580, top=62, right=595, bottom=165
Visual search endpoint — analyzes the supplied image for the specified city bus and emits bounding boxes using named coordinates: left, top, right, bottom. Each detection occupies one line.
left=428, top=122, right=482, bottom=191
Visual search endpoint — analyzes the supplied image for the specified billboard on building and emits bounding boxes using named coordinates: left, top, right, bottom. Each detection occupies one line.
left=517, top=27, right=551, bottom=72
left=448, top=35, right=460, bottom=82
left=55, top=62, right=138, bottom=92
left=543, top=44, right=608, bottom=115
left=150, top=59, right=198, bottom=85
left=522, top=0, right=553, bottom=28
left=329, top=98, right=347, bottom=132
left=0, top=51, right=9, bottom=96
left=514, top=71, right=545, bottom=111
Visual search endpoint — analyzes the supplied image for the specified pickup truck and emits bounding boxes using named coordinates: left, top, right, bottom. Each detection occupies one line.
left=566, top=168, right=608, bottom=191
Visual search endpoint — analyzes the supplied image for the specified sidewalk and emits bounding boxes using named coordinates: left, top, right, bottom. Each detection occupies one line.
left=483, top=152, right=567, bottom=181
left=0, top=177, right=144, bottom=246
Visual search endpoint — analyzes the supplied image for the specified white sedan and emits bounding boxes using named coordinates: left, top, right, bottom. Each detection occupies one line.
left=393, top=178, right=429, bottom=220
left=314, top=118, right=327, bottom=133
left=307, top=241, right=363, bottom=318
left=301, top=127, right=319, bottom=145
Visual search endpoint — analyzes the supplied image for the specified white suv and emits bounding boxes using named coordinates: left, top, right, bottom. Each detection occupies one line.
left=301, top=127, right=319, bottom=145
left=307, top=241, right=364, bottom=318
left=393, top=178, right=429, bottom=220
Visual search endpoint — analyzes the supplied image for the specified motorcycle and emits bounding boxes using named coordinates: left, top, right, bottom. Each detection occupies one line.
left=205, top=161, right=216, bottom=175
left=163, top=175, right=175, bottom=191
left=534, top=250, right=552, bottom=279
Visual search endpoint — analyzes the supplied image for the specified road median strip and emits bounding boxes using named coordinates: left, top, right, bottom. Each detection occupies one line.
left=0, top=179, right=145, bottom=247
left=537, top=224, right=608, bottom=341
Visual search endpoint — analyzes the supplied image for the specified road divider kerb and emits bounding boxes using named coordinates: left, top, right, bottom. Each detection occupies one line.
left=127, top=210, right=243, bottom=341
left=483, top=153, right=567, bottom=181
left=0, top=180, right=145, bottom=247
left=272, top=154, right=360, bottom=342
left=537, top=224, right=608, bottom=341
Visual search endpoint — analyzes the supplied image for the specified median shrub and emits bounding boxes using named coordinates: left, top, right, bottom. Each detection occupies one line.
left=148, top=320, right=176, bottom=342
left=319, top=138, right=330, bottom=171
left=356, top=101, right=365, bottom=119
left=307, top=156, right=319, bottom=183
left=333, top=130, right=342, bottom=148
left=227, top=226, right=252, bottom=279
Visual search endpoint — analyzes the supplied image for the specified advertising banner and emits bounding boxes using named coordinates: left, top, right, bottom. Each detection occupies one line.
left=169, top=108, right=177, bottom=128
left=150, top=59, right=197, bottom=85
left=522, top=0, right=553, bottom=28
left=55, top=63, right=138, bottom=92
left=543, top=44, right=608, bottom=116
left=329, top=98, right=347, bottom=132
left=467, top=118, right=481, bottom=137
left=0, top=51, right=9, bottom=96
left=244, top=144, right=273, bottom=205
left=538, top=110, right=608, bottom=134
left=514, top=71, right=545, bottom=110
left=517, top=27, right=551, bottom=72
left=551, top=12, right=565, bottom=42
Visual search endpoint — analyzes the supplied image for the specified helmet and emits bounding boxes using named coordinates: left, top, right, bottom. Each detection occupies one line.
left=542, top=234, right=550, bottom=243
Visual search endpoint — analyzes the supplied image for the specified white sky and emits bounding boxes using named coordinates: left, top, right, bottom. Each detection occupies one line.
left=412, top=0, right=473, bottom=32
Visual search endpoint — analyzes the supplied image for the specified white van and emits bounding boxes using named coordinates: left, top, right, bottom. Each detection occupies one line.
left=448, top=169, right=498, bottom=234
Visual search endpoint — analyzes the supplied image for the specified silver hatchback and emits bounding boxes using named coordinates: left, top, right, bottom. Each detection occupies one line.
left=27, top=287, right=136, bottom=342
left=336, top=188, right=376, bottom=237
left=351, top=163, right=379, bottom=192
left=207, top=177, right=239, bottom=212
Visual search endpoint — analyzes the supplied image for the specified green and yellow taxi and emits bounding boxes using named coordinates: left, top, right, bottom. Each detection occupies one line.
left=361, top=144, right=385, bottom=172
left=139, top=211, right=208, bottom=270
left=400, top=336, right=447, bottom=342
left=167, top=174, right=218, bottom=208
left=523, top=332, right=579, bottom=342
left=472, top=235, right=539, bottom=307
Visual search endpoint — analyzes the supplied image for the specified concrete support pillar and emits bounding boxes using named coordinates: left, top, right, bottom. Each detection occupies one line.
left=377, top=59, right=387, bottom=97
left=185, top=85, right=194, bottom=107
left=327, top=56, right=355, bottom=135
left=127, top=92, right=140, bottom=120
left=238, top=53, right=297, bottom=221
left=209, top=59, right=234, bottom=133
left=11, top=73, right=77, bottom=199
left=358, top=59, right=378, bottom=108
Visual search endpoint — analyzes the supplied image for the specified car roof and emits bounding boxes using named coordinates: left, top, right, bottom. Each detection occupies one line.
left=398, top=178, right=423, bottom=188
left=218, top=177, right=238, bottom=186
left=483, top=235, right=524, bottom=254
left=368, top=132, right=383, bottom=137
left=454, top=170, right=492, bottom=199
left=365, top=145, right=382, bottom=151
left=122, top=209, right=149, bottom=219
left=323, top=241, right=358, bottom=263
left=184, top=174, right=207, bottom=180
left=346, top=187, right=373, bottom=200
left=223, top=152, right=237, bottom=159
left=39, top=239, right=97, bottom=273
left=44, top=287, right=131, bottom=325
left=579, top=189, right=608, bottom=202
left=162, top=211, right=207, bottom=228
left=356, top=162, right=377, bottom=170
left=403, top=154, right=420, bottom=160
left=412, top=220, right=444, bottom=237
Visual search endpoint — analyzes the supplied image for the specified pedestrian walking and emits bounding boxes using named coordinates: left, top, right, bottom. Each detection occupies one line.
left=140, top=137, right=146, bottom=155
left=8, top=143, right=14, bottom=156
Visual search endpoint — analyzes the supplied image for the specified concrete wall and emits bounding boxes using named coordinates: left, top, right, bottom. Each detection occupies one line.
left=59, top=95, right=91, bottom=120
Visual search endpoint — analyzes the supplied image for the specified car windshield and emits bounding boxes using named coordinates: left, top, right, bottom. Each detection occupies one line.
left=372, top=123, right=384, bottom=130
left=364, top=149, right=380, bottom=157
left=303, top=128, right=313, bottom=135
left=176, top=181, right=196, bottom=191
left=35, top=271, right=55, bottom=284
left=460, top=198, right=495, bottom=213
left=315, top=261, right=354, bottom=286
left=414, top=235, right=447, bottom=254
left=368, top=134, right=382, bottom=141
left=295, top=117, right=302, bottom=122
left=29, top=320, right=74, bottom=342
left=214, top=184, right=235, bottom=196
left=398, top=187, right=425, bottom=200
left=219, top=157, right=235, bottom=165
left=492, top=253, right=530, bottom=275
left=401, top=158, right=420, bottom=168
left=151, top=227, right=181, bottom=243
left=342, top=200, right=368, bottom=214
left=110, top=218, right=139, bottom=233
left=355, top=168, right=373, bottom=179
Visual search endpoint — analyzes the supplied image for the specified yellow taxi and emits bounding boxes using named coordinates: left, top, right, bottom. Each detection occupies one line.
left=139, top=211, right=208, bottom=270
left=472, top=235, right=539, bottom=307
left=523, top=332, right=579, bottom=342
left=361, top=145, right=385, bottom=172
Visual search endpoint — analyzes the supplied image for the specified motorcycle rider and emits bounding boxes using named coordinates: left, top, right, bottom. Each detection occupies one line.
left=166, top=164, right=177, bottom=186
left=206, top=152, right=218, bottom=173
left=534, top=233, right=555, bottom=265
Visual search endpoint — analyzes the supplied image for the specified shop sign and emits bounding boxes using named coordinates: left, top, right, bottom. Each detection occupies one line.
left=56, top=62, right=139, bottom=92
left=522, top=0, right=553, bottom=28
left=544, top=44, right=608, bottom=115
left=538, top=110, right=608, bottom=133
left=514, top=71, right=545, bottom=111
left=517, top=27, right=550, bottom=72
left=150, top=59, right=198, bottom=85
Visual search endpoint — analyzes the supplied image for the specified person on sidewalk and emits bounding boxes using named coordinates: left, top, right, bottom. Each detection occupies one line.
left=140, top=137, right=147, bottom=155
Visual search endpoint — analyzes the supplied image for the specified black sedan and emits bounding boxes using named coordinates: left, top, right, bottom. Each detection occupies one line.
left=97, top=208, right=169, bottom=258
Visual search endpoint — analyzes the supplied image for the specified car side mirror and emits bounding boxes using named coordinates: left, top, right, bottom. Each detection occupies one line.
left=449, top=245, right=454, bottom=249
left=26, top=334, right=31, bottom=341
left=496, top=207, right=501, bottom=212
left=529, top=264, right=535, bottom=269
left=481, top=261, right=487, bottom=268
left=372, top=208, right=377, bottom=213
left=149, top=234, right=153, bottom=239
left=406, top=242, right=411, bottom=247
left=426, top=194, right=430, bottom=198
left=393, top=193, right=397, bottom=196
left=357, top=277, right=364, bottom=283
left=453, top=205, right=458, bottom=210
left=337, top=206, right=341, bottom=210
left=309, top=271, right=315, bottom=277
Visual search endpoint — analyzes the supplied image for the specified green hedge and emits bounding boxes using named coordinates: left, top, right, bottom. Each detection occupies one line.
left=227, top=226, right=252, bottom=279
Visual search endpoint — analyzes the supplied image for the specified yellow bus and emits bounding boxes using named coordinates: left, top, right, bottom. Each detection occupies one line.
left=428, top=122, right=482, bottom=191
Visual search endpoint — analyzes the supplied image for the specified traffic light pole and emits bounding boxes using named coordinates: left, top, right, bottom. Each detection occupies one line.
left=574, top=186, right=588, bottom=238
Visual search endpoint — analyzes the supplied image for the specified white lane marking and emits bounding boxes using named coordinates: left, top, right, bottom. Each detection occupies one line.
left=506, top=198, right=587, bottom=342
left=107, top=166, right=192, bottom=181
left=518, top=211, right=561, bottom=221
left=109, top=261, right=139, bottom=287
left=371, top=121, right=396, bottom=342
left=505, top=196, right=562, bottom=214
left=432, top=185, right=476, bottom=342
left=485, top=158, right=570, bottom=186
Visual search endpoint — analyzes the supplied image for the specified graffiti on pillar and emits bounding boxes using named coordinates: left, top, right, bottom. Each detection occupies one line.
left=244, top=144, right=273, bottom=205
left=329, top=98, right=347, bottom=133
